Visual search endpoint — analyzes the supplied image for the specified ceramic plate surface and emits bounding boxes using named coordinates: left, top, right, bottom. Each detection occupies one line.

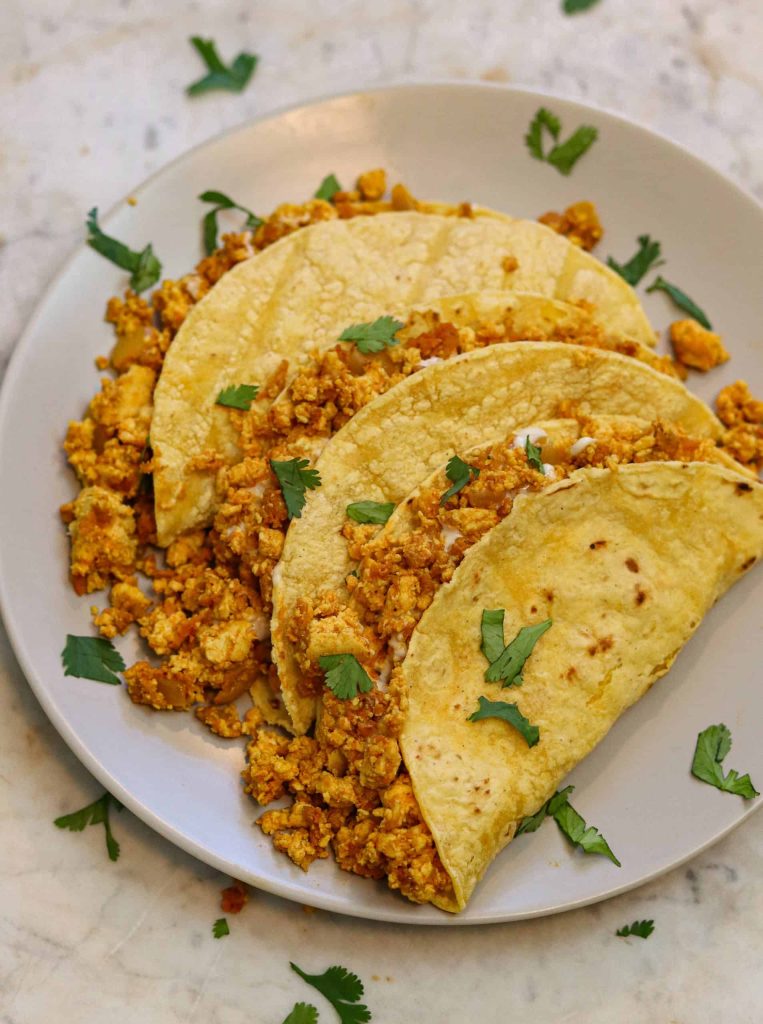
left=1, top=84, right=761, bottom=925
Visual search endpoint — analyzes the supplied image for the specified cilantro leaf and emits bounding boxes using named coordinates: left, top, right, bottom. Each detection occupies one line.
left=554, top=800, right=621, bottom=865
left=516, top=785, right=575, bottom=835
left=646, top=276, right=713, bottom=330
left=607, top=235, right=664, bottom=286
left=216, top=384, right=259, bottom=410
left=468, top=696, right=540, bottom=747
left=319, top=654, right=374, bottom=701
left=270, top=458, right=321, bottom=519
left=290, top=963, right=371, bottom=1024
left=199, top=190, right=263, bottom=254
left=86, top=209, right=161, bottom=294
left=563, top=0, right=601, bottom=12
left=54, top=791, right=122, bottom=862
left=484, top=619, right=552, bottom=686
left=283, top=1005, right=319, bottom=1024
left=61, top=634, right=125, bottom=685
left=547, top=125, right=599, bottom=176
left=315, top=173, right=342, bottom=202
left=525, top=108, right=561, bottom=160
left=187, top=37, right=258, bottom=96
left=346, top=500, right=395, bottom=525
left=616, top=919, right=655, bottom=939
left=480, top=609, right=506, bottom=665
left=338, top=316, right=404, bottom=354
left=440, top=455, right=480, bottom=506
left=525, top=110, right=598, bottom=175
left=524, top=434, right=544, bottom=472
left=212, top=917, right=230, bottom=938
left=691, top=724, right=759, bottom=799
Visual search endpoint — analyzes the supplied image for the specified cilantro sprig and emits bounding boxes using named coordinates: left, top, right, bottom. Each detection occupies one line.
left=290, top=963, right=371, bottom=1024
left=338, top=316, right=403, bottom=354
left=616, top=919, right=655, bottom=939
left=62, top=634, right=126, bottom=685
left=523, top=434, right=544, bottom=472
left=554, top=800, right=621, bottom=865
left=271, top=458, right=321, bottom=519
left=187, top=36, right=258, bottom=96
left=563, top=0, right=601, bottom=12
left=212, top=917, right=230, bottom=938
left=319, top=654, right=373, bottom=701
left=646, top=276, right=713, bottom=330
left=86, top=209, right=161, bottom=294
left=468, top=695, right=540, bottom=747
left=346, top=500, right=395, bottom=525
left=607, top=235, right=664, bottom=287
left=515, top=785, right=620, bottom=865
left=482, top=616, right=552, bottom=687
left=315, top=174, right=342, bottom=202
left=691, top=724, right=758, bottom=799
left=515, top=786, right=574, bottom=835
left=54, top=791, right=123, bottom=862
left=440, top=455, right=480, bottom=506
left=525, top=108, right=598, bottom=175
left=199, top=190, right=263, bottom=254
left=216, top=384, right=259, bottom=410
left=283, top=1005, right=319, bottom=1024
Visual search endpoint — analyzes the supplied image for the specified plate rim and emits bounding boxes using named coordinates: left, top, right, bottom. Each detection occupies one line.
left=1, top=80, right=761, bottom=926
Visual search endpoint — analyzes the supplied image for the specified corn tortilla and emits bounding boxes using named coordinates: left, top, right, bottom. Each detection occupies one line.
left=151, top=211, right=655, bottom=545
left=400, top=462, right=763, bottom=910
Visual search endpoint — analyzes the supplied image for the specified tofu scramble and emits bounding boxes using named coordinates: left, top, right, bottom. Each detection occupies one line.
left=61, top=170, right=763, bottom=907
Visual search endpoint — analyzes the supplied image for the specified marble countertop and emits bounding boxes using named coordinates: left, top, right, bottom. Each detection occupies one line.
left=2, top=1, right=762, bottom=1021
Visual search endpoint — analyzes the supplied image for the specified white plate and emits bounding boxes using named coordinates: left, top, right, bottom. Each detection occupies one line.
left=1, top=84, right=761, bottom=925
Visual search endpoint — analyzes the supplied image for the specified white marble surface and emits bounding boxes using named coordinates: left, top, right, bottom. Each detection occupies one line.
left=2, top=1, right=763, bottom=1021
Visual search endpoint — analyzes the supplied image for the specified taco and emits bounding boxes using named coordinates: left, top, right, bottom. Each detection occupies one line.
left=272, top=343, right=722, bottom=734
left=150, top=210, right=656, bottom=545
left=399, top=462, right=763, bottom=910
left=248, top=448, right=761, bottom=911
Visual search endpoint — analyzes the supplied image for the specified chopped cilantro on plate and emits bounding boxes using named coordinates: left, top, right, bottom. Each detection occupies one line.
left=86, top=208, right=161, bottom=293
left=646, top=276, right=713, bottom=329
left=525, top=108, right=598, bottom=175
left=216, top=383, right=260, bottom=410
left=61, top=634, right=125, bottom=685
left=607, top=234, right=664, bottom=286
left=319, top=654, right=374, bottom=701
left=271, top=458, right=321, bottom=519
left=468, top=695, right=540, bottom=747
left=315, top=173, right=342, bottom=201
left=346, top=500, right=395, bottom=525
left=199, top=190, right=262, bottom=254
left=338, top=316, right=403, bottom=354
left=440, top=455, right=480, bottom=506
left=691, top=723, right=758, bottom=799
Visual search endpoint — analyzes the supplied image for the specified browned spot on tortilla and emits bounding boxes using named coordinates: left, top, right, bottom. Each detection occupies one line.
left=736, top=482, right=753, bottom=494
left=636, top=586, right=647, bottom=605
left=589, top=540, right=607, bottom=550
left=587, top=636, right=614, bottom=656
left=625, top=557, right=639, bottom=573
left=544, top=589, right=554, bottom=602
left=530, top=604, right=537, bottom=613
left=565, top=666, right=578, bottom=681
left=741, top=556, right=757, bottom=571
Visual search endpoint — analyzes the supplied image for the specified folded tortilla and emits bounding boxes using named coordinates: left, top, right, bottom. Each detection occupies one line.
left=151, top=211, right=655, bottom=544
left=400, top=462, right=763, bottom=911
left=272, top=343, right=722, bottom=734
